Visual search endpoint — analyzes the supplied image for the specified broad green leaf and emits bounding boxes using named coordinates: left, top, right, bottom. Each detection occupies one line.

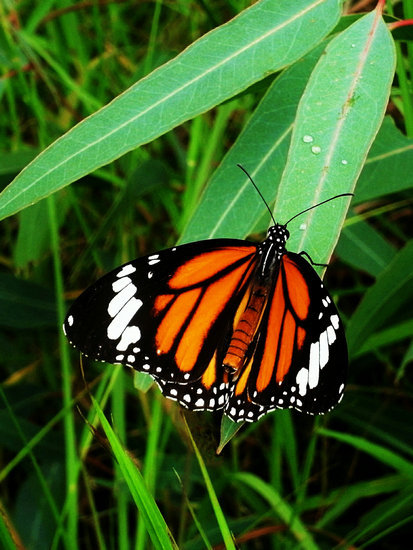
left=354, top=319, right=413, bottom=359
left=356, top=116, right=413, bottom=202
left=315, top=475, right=407, bottom=529
left=183, top=8, right=396, bottom=272
left=347, top=240, right=413, bottom=357
left=273, top=9, right=395, bottom=265
left=93, top=398, right=178, bottom=550
left=0, top=0, right=341, bottom=221
left=319, top=428, right=413, bottom=479
left=179, top=41, right=328, bottom=243
left=398, top=340, right=413, bottom=382
left=336, top=218, right=396, bottom=277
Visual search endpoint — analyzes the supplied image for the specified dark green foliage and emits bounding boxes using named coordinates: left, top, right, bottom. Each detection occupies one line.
left=1, top=1, right=413, bottom=548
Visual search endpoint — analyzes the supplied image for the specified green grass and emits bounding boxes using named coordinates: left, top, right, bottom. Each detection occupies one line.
left=1, top=0, right=413, bottom=548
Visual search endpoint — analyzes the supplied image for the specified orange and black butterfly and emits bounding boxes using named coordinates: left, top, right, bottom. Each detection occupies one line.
left=64, top=181, right=349, bottom=423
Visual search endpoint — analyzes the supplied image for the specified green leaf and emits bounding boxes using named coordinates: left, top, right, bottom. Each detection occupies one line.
left=183, top=8, right=396, bottom=276
left=336, top=218, right=396, bottom=277
left=319, top=428, right=413, bottom=479
left=217, top=415, right=244, bottom=454
left=179, top=40, right=328, bottom=243
left=347, top=240, right=413, bottom=357
left=133, top=371, right=155, bottom=394
left=356, top=116, right=413, bottom=202
left=353, top=319, right=413, bottom=359
left=0, top=0, right=341, bottom=221
left=273, top=9, right=395, bottom=265
left=92, top=398, right=178, bottom=550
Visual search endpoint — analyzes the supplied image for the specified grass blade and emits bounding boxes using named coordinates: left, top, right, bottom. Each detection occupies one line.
left=92, top=397, right=178, bottom=550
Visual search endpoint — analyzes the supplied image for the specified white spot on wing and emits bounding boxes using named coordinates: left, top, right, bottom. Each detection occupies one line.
left=116, top=325, right=141, bottom=351
left=148, top=254, right=160, bottom=265
left=107, top=298, right=142, bottom=340
left=117, top=264, right=136, bottom=277
left=330, top=314, right=339, bottom=329
left=296, top=367, right=309, bottom=396
left=319, top=330, right=329, bottom=368
left=327, top=325, right=336, bottom=344
left=309, top=342, right=320, bottom=389
left=112, top=277, right=131, bottom=293
left=108, top=283, right=137, bottom=317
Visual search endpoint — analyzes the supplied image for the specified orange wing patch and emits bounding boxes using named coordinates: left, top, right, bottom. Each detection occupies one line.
left=256, top=274, right=285, bottom=391
left=283, top=256, right=310, bottom=320
left=253, top=256, right=313, bottom=393
left=169, top=246, right=256, bottom=288
left=155, top=287, right=201, bottom=355
left=174, top=261, right=255, bottom=372
left=201, top=352, right=218, bottom=390
left=154, top=249, right=256, bottom=376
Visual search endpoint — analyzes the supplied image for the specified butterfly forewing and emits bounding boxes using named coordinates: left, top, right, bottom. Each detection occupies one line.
left=64, top=240, right=258, bottom=410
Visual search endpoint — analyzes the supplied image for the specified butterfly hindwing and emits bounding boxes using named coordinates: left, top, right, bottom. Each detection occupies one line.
left=226, top=251, right=347, bottom=422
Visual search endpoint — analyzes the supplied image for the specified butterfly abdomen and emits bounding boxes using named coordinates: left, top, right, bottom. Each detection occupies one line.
left=223, top=283, right=269, bottom=373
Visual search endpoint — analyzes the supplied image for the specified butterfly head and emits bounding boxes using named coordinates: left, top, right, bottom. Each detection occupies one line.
left=266, top=223, right=290, bottom=247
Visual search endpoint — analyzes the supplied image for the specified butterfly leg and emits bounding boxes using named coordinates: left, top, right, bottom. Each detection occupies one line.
left=298, top=251, right=328, bottom=268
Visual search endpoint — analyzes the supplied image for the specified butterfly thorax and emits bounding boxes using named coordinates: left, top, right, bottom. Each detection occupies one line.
left=256, top=224, right=289, bottom=279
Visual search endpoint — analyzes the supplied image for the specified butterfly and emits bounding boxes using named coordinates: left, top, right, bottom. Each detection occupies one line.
left=63, top=179, right=349, bottom=423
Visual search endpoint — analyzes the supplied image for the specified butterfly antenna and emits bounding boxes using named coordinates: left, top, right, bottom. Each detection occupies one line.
left=285, top=193, right=353, bottom=226
left=237, top=164, right=276, bottom=226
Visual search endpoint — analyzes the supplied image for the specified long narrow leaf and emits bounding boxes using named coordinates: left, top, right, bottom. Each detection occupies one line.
left=0, top=0, right=341, bottom=221
left=274, top=8, right=395, bottom=263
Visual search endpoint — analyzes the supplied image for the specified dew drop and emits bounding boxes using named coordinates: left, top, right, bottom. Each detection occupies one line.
left=311, top=145, right=321, bottom=155
left=341, top=159, right=348, bottom=165
left=303, top=135, right=313, bottom=143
